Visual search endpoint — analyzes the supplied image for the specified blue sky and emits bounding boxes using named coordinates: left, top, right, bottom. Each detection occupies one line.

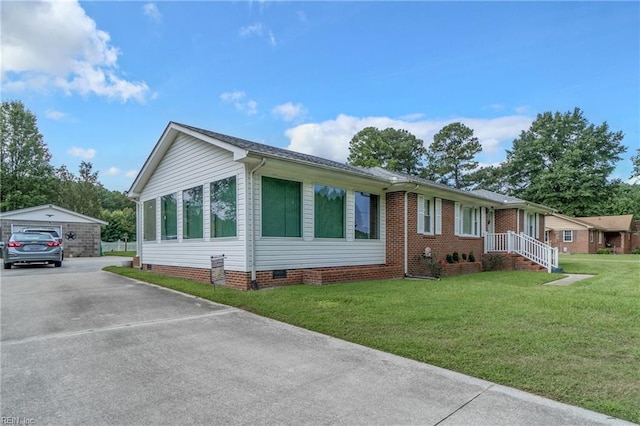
left=2, top=1, right=638, bottom=191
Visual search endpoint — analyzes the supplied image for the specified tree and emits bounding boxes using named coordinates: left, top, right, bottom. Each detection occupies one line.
left=76, top=161, right=102, bottom=218
left=500, top=108, right=626, bottom=216
left=101, top=207, right=136, bottom=242
left=631, top=148, right=640, bottom=180
left=423, top=122, right=482, bottom=189
left=347, top=127, right=426, bottom=175
left=0, top=100, right=56, bottom=211
left=603, top=181, right=640, bottom=219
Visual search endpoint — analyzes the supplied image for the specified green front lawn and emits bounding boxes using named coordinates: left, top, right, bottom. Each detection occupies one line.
left=105, top=255, right=640, bottom=423
left=103, top=251, right=136, bottom=257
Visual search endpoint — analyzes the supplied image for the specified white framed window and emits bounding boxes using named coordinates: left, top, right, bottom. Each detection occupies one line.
left=563, top=230, right=573, bottom=242
left=143, top=199, right=156, bottom=242
left=598, top=231, right=603, bottom=244
left=418, top=195, right=442, bottom=235
left=589, top=230, right=594, bottom=243
left=314, top=184, right=346, bottom=238
left=525, top=212, right=537, bottom=238
left=417, top=195, right=432, bottom=234
left=455, top=202, right=480, bottom=237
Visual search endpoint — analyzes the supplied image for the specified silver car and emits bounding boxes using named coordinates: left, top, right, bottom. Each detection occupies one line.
left=3, top=232, right=63, bottom=269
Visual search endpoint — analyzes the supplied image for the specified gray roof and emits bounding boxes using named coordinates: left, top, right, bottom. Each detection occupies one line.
left=470, top=189, right=526, bottom=204
left=129, top=122, right=553, bottom=212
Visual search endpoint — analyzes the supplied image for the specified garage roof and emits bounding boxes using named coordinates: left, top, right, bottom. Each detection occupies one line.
left=0, top=204, right=108, bottom=225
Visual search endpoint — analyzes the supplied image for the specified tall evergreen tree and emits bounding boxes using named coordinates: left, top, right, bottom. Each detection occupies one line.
left=0, top=100, right=56, bottom=211
left=423, top=122, right=482, bottom=189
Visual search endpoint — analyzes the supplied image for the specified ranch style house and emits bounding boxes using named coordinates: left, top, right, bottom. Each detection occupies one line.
left=127, top=122, right=557, bottom=290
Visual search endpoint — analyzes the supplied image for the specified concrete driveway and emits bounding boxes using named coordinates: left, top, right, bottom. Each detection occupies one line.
left=1, top=258, right=633, bottom=425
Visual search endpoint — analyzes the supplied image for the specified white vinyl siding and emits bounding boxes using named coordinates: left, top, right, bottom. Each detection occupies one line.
left=139, top=134, right=246, bottom=271
left=139, top=132, right=387, bottom=273
left=253, top=176, right=385, bottom=269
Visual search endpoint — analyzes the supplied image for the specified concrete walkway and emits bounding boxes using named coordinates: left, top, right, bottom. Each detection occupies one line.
left=545, top=273, right=596, bottom=286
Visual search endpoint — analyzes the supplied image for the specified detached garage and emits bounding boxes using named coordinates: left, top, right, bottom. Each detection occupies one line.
left=0, top=204, right=108, bottom=257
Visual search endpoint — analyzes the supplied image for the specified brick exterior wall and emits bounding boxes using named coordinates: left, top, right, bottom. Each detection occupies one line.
left=141, top=263, right=402, bottom=290
left=547, top=229, right=636, bottom=254
left=403, top=194, right=483, bottom=276
left=494, top=209, right=518, bottom=234
left=1, top=219, right=102, bottom=257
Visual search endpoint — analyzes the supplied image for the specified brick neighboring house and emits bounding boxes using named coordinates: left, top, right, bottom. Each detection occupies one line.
left=127, top=122, right=555, bottom=290
left=0, top=204, right=108, bottom=257
left=545, top=213, right=637, bottom=254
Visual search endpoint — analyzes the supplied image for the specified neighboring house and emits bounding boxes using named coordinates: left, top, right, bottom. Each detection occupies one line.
left=0, top=204, right=108, bottom=257
left=545, top=213, right=637, bottom=254
left=127, top=122, right=555, bottom=290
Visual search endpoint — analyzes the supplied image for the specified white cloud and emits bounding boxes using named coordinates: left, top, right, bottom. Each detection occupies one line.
left=125, top=170, right=139, bottom=178
left=104, top=167, right=120, bottom=176
left=143, top=2, right=162, bottom=24
left=220, top=91, right=258, bottom=115
left=1, top=0, right=152, bottom=103
left=239, top=22, right=276, bottom=46
left=272, top=102, right=307, bottom=122
left=285, top=114, right=533, bottom=164
left=514, top=105, right=530, bottom=114
left=68, top=146, right=96, bottom=160
left=45, top=109, right=67, bottom=120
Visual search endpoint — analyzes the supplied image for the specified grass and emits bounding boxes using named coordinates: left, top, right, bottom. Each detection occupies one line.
left=104, top=255, right=640, bottom=423
left=103, top=251, right=136, bottom=257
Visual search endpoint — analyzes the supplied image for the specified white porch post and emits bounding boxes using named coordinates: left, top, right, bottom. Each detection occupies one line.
left=507, top=231, right=514, bottom=253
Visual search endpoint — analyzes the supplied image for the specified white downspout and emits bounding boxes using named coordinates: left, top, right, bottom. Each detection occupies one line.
left=404, top=185, right=420, bottom=276
left=248, top=158, right=267, bottom=289
left=133, top=199, right=143, bottom=268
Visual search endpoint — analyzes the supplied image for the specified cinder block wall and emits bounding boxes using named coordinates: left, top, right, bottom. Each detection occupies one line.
left=1, top=220, right=102, bottom=257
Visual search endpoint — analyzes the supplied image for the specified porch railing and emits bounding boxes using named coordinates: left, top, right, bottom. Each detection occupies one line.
left=484, top=231, right=559, bottom=273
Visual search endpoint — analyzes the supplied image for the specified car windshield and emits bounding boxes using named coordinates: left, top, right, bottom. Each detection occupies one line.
left=13, top=233, right=55, bottom=242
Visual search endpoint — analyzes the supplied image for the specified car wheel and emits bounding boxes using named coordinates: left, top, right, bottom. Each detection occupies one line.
left=3, top=262, right=11, bottom=269
left=54, top=261, right=62, bottom=268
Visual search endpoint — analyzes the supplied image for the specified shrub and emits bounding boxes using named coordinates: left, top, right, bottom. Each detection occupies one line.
left=446, top=254, right=454, bottom=264
left=632, top=247, right=640, bottom=255
left=482, top=253, right=508, bottom=271
left=417, top=255, right=443, bottom=278
left=461, top=253, right=468, bottom=261
left=597, top=248, right=613, bottom=254
left=452, top=252, right=460, bottom=263
left=468, top=251, right=476, bottom=262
